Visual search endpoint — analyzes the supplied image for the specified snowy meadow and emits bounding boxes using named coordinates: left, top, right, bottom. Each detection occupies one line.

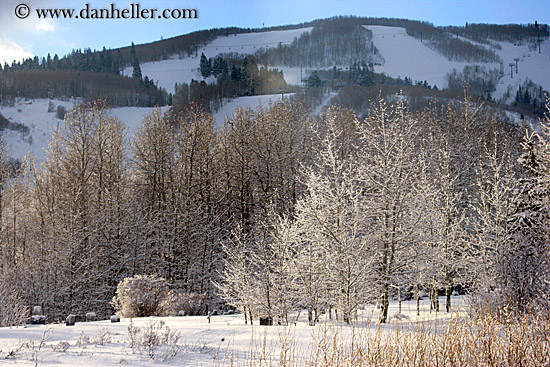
left=3, top=295, right=549, bottom=366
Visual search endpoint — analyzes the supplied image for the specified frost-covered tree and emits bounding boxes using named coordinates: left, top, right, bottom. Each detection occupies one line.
left=501, top=101, right=550, bottom=313
left=216, top=226, right=257, bottom=324
left=293, top=109, right=370, bottom=324
left=22, top=101, right=130, bottom=318
left=360, top=98, right=419, bottom=323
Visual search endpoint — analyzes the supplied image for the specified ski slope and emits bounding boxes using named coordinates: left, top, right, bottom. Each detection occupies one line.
left=493, top=39, right=550, bottom=103
left=365, top=25, right=487, bottom=90
left=366, top=25, right=550, bottom=102
left=123, top=28, right=313, bottom=93
left=0, top=99, right=168, bottom=163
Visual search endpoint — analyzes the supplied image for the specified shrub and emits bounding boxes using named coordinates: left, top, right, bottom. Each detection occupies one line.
left=127, top=319, right=181, bottom=361
left=172, top=292, right=209, bottom=316
left=111, top=275, right=173, bottom=317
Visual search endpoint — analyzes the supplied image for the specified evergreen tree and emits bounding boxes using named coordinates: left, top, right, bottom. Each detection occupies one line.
left=307, top=71, right=322, bottom=89
left=199, top=53, right=211, bottom=78
left=132, top=57, right=142, bottom=79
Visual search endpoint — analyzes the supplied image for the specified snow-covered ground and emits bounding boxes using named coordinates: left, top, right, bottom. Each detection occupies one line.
left=123, top=28, right=312, bottom=93
left=0, top=296, right=467, bottom=366
left=0, top=99, right=168, bottom=163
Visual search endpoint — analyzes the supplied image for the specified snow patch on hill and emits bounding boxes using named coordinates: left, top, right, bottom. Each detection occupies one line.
left=124, top=28, right=313, bottom=93
left=0, top=99, right=76, bottom=162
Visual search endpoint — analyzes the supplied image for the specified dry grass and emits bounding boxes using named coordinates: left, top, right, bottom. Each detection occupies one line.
left=217, top=308, right=550, bottom=367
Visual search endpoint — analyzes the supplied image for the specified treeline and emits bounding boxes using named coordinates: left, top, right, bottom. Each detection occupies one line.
left=443, top=23, right=549, bottom=45
left=446, top=65, right=501, bottom=98
left=514, top=79, right=549, bottom=116
left=329, top=84, right=463, bottom=116
left=308, top=63, right=435, bottom=90
left=1, top=47, right=120, bottom=75
left=255, top=20, right=382, bottom=68
left=0, top=70, right=167, bottom=107
left=1, top=93, right=548, bottom=327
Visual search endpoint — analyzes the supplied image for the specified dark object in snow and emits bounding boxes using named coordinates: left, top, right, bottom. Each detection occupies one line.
left=178, top=310, right=185, bottom=316
left=65, top=314, right=76, bottom=326
left=110, top=315, right=121, bottom=322
left=221, top=338, right=225, bottom=342
left=85, top=312, right=96, bottom=322
left=259, top=316, right=273, bottom=326
left=29, top=315, right=46, bottom=324
left=32, top=306, right=42, bottom=315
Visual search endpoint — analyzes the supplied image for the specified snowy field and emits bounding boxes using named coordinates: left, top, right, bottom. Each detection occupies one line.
left=0, top=296, right=467, bottom=366
left=123, top=28, right=312, bottom=93
left=0, top=99, right=168, bottom=162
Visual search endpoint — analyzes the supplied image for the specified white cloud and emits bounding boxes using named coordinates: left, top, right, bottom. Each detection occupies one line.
left=35, top=20, right=55, bottom=33
left=0, top=37, right=33, bottom=64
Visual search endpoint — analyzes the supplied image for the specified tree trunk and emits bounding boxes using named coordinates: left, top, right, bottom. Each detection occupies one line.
left=398, top=286, right=402, bottom=314
left=446, top=286, right=451, bottom=312
left=380, top=287, right=389, bottom=323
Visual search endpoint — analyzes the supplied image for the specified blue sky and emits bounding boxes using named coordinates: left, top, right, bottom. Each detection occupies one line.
left=1, top=0, right=549, bottom=64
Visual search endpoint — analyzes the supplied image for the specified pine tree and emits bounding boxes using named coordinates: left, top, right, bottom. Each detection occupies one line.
left=132, top=57, right=142, bottom=79
left=199, top=53, right=210, bottom=78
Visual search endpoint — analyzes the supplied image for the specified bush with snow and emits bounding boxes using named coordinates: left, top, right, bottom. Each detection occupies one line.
left=111, top=274, right=173, bottom=317
left=172, top=292, right=209, bottom=316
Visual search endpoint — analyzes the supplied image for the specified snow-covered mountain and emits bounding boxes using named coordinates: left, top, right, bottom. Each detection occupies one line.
left=2, top=20, right=549, bottom=163
left=129, top=24, right=550, bottom=99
